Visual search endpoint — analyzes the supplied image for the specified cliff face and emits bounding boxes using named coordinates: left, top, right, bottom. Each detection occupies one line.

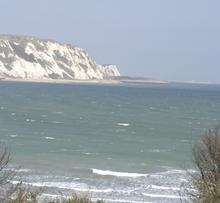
left=0, top=35, right=120, bottom=80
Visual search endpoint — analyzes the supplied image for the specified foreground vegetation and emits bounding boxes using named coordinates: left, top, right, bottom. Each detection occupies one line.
left=188, top=127, right=220, bottom=203
left=7, top=189, right=104, bottom=203
left=5, top=188, right=105, bottom=203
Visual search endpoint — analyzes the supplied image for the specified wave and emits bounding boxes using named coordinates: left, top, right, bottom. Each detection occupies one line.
left=51, top=121, right=64, bottom=124
left=15, top=168, right=32, bottom=173
left=148, top=149, right=170, bottom=153
left=146, top=184, right=180, bottom=191
left=92, top=168, right=194, bottom=178
left=117, top=123, right=130, bottom=127
left=142, top=193, right=188, bottom=199
left=92, top=169, right=147, bottom=178
left=13, top=181, right=112, bottom=193
left=42, top=194, right=150, bottom=203
left=92, top=198, right=152, bottom=203
left=9, top=134, right=18, bottom=138
left=26, top=119, right=35, bottom=122
left=155, top=169, right=196, bottom=176
left=45, top=137, right=55, bottom=140
left=13, top=180, right=189, bottom=201
left=53, top=111, right=63, bottom=114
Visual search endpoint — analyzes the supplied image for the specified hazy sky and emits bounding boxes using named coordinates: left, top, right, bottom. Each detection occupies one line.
left=0, top=0, right=219, bottom=82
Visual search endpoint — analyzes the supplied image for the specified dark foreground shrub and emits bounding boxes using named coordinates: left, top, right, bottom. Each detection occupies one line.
left=190, top=127, right=220, bottom=202
left=0, top=143, right=18, bottom=201
left=48, top=195, right=92, bottom=203
left=8, top=189, right=105, bottom=203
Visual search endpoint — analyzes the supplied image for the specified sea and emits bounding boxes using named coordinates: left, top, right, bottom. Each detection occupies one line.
left=0, top=81, right=220, bottom=203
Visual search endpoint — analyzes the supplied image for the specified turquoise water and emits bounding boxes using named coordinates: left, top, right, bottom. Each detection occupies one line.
left=0, top=81, right=220, bottom=202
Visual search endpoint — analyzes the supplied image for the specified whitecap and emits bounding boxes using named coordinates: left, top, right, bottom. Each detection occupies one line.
left=53, top=111, right=63, bottom=114
left=26, top=119, right=35, bottom=122
left=45, top=137, right=55, bottom=140
left=117, top=123, right=130, bottom=127
left=92, top=169, right=147, bottom=178
left=148, top=149, right=169, bottom=153
left=84, top=152, right=92, bottom=155
left=9, top=134, right=18, bottom=138
left=51, top=121, right=64, bottom=124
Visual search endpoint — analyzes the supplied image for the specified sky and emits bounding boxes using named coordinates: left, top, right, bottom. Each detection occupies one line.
left=0, top=0, right=219, bottom=82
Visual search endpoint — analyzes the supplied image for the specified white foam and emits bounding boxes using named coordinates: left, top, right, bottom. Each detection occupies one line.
left=146, top=184, right=180, bottom=191
left=53, top=111, right=63, bottom=114
left=92, top=169, right=147, bottom=178
left=148, top=149, right=169, bottom=153
left=11, top=181, right=21, bottom=185
left=9, top=134, right=18, bottom=138
left=142, top=193, right=187, bottom=199
left=117, top=123, right=130, bottom=127
left=92, top=198, right=152, bottom=203
left=45, top=137, right=55, bottom=140
left=16, top=168, right=31, bottom=173
left=8, top=168, right=31, bottom=174
left=14, top=181, right=112, bottom=193
left=42, top=194, right=151, bottom=203
left=155, top=169, right=186, bottom=175
left=51, top=121, right=64, bottom=124
left=26, top=119, right=35, bottom=122
left=72, top=188, right=113, bottom=193
left=84, top=152, right=92, bottom=155
left=156, top=168, right=196, bottom=176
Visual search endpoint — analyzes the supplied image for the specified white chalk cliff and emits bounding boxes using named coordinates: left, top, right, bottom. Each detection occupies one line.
left=0, top=35, right=120, bottom=80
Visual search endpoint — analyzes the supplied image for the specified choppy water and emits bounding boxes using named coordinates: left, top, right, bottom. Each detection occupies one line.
left=0, top=81, right=220, bottom=202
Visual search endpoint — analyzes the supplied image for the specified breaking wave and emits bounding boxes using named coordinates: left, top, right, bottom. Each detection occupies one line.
left=92, top=168, right=147, bottom=178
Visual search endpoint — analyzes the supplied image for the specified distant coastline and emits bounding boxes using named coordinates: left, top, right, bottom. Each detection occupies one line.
left=0, top=77, right=169, bottom=85
left=112, top=76, right=169, bottom=85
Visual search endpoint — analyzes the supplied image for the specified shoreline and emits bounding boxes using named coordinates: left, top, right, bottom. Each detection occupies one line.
left=120, top=79, right=168, bottom=84
left=0, top=78, right=169, bottom=85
